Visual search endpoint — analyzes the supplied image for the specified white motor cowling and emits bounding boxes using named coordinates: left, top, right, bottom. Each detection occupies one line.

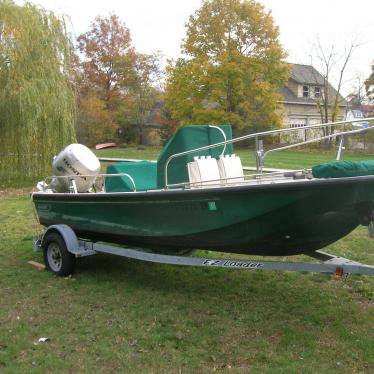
left=51, top=144, right=100, bottom=192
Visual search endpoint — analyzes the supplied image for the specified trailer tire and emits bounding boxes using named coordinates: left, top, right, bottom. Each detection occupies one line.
left=43, top=232, right=75, bottom=276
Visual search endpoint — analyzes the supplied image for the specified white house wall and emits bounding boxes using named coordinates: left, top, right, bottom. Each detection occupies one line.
left=278, top=102, right=346, bottom=144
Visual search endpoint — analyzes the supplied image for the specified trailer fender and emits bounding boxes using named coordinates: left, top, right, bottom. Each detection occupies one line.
left=42, top=225, right=79, bottom=255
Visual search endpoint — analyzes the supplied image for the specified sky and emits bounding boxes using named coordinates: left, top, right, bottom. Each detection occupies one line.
left=18, top=0, right=374, bottom=96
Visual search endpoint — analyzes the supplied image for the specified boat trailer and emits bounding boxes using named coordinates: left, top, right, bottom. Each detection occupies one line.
left=33, top=224, right=374, bottom=277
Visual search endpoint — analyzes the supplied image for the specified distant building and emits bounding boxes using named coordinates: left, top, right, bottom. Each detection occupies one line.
left=136, top=63, right=352, bottom=146
left=345, top=105, right=373, bottom=121
left=346, top=109, right=364, bottom=119
left=140, top=100, right=164, bottom=146
left=126, top=100, right=164, bottom=146
left=279, top=63, right=347, bottom=130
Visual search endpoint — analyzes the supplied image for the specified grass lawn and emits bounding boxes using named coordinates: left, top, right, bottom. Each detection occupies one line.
left=1, top=149, right=374, bottom=373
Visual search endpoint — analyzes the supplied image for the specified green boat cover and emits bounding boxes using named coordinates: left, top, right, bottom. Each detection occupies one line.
left=105, top=125, right=234, bottom=191
left=105, top=161, right=157, bottom=192
left=156, top=125, right=233, bottom=188
left=312, top=160, right=374, bottom=178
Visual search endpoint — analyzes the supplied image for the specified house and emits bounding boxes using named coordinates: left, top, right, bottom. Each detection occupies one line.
left=138, top=100, right=163, bottom=146
left=345, top=109, right=369, bottom=127
left=345, top=104, right=373, bottom=121
left=136, top=63, right=350, bottom=146
left=279, top=63, right=347, bottom=131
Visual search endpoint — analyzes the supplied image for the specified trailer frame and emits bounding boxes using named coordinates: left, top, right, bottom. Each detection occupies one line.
left=32, top=224, right=374, bottom=277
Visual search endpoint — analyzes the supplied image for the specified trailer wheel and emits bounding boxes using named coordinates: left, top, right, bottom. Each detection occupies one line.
left=43, top=232, right=75, bottom=276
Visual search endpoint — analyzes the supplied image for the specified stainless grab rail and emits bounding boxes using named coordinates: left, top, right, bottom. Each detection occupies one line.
left=208, top=125, right=227, bottom=155
left=103, top=173, right=136, bottom=192
left=262, top=127, right=368, bottom=166
left=164, top=117, right=374, bottom=188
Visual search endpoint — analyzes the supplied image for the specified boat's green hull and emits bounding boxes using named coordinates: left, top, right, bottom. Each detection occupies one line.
left=32, top=176, right=374, bottom=256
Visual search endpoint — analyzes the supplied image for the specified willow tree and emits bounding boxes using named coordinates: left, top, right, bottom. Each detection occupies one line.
left=0, top=0, right=76, bottom=186
left=165, top=0, right=289, bottom=133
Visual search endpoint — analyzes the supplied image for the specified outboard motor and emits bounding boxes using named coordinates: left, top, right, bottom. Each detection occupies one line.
left=50, top=144, right=100, bottom=193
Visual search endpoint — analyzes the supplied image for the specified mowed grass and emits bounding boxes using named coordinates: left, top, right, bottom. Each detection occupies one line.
left=1, top=149, right=374, bottom=373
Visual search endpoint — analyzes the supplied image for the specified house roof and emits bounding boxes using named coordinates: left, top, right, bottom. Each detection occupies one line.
left=359, top=104, right=374, bottom=114
left=279, top=85, right=317, bottom=104
left=279, top=63, right=347, bottom=106
left=289, top=63, right=325, bottom=85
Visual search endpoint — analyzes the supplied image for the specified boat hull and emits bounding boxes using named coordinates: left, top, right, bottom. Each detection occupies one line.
left=32, top=176, right=374, bottom=256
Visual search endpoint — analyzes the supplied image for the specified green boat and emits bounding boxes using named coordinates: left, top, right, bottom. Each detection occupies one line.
left=32, top=120, right=374, bottom=257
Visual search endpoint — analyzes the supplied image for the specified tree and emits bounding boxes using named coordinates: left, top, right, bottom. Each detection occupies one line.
left=115, top=52, right=163, bottom=143
left=76, top=15, right=134, bottom=144
left=346, top=74, right=368, bottom=107
left=307, top=38, right=360, bottom=149
left=76, top=95, right=115, bottom=146
left=0, top=0, right=76, bottom=186
left=310, top=37, right=358, bottom=124
left=164, top=0, right=289, bottom=132
left=76, top=15, right=161, bottom=145
left=77, top=14, right=135, bottom=108
left=365, top=62, right=374, bottom=104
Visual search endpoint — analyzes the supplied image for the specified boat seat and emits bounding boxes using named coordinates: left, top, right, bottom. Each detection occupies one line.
left=217, top=154, right=244, bottom=184
left=105, top=161, right=157, bottom=192
left=187, top=156, right=221, bottom=187
left=157, top=125, right=234, bottom=189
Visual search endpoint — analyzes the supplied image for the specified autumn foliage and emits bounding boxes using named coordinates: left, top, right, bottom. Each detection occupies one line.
left=75, top=1, right=290, bottom=146
left=76, top=15, right=161, bottom=146
left=165, top=0, right=289, bottom=133
left=1, top=0, right=293, bottom=175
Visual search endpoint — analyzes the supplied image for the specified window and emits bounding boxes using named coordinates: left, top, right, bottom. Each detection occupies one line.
left=314, top=86, right=321, bottom=98
left=289, top=123, right=307, bottom=129
left=302, top=85, right=309, bottom=98
left=352, top=110, right=363, bottom=118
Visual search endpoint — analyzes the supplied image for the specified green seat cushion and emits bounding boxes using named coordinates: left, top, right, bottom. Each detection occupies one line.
left=105, top=161, right=157, bottom=192
left=312, top=160, right=374, bottom=178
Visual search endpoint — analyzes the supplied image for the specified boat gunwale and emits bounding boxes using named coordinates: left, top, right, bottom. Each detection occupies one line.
left=31, top=173, right=374, bottom=201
